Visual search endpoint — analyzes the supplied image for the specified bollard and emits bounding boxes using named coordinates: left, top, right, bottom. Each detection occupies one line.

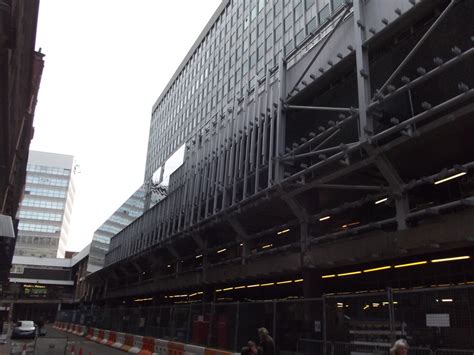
left=21, top=343, right=27, bottom=355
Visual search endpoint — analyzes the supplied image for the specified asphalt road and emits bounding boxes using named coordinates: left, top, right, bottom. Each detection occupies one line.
left=1, top=325, right=125, bottom=355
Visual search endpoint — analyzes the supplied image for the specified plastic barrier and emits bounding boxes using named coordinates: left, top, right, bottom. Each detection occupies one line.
left=107, top=331, right=117, bottom=346
left=55, top=323, right=239, bottom=355
left=112, top=332, right=125, bottom=349
left=100, top=330, right=109, bottom=344
left=121, top=333, right=135, bottom=352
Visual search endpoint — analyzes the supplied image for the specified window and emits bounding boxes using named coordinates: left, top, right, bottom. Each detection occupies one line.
left=306, top=17, right=317, bottom=34
left=305, top=0, right=315, bottom=10
left=294, top=1, right=303, bottom=20
left=295, top=29, right=305, bottom=46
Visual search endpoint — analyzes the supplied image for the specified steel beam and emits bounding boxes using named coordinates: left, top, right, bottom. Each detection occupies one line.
left=373, top=0, right=458, bottom=100
left=286, top=105, right=356, bottom=113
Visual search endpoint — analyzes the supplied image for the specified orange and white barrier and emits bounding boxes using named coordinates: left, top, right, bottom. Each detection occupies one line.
left=55, top=323, right=239, bottom=355
left=112, top=331, right=125, bottom=349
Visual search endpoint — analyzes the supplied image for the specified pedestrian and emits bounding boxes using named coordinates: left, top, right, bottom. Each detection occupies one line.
left=241, top=341, right=262, bottom=355
left=390, top=339, right=409, bottom=355
left=257, top=327, right=275, bottom=355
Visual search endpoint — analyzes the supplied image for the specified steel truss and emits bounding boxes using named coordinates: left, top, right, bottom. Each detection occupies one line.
left=97, top=0, right=474, bottom=298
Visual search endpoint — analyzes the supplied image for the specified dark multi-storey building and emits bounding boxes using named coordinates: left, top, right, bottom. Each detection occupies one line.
left=0, top=0, right=43, bottom=285
left=85, top=0, right=474, bottom=350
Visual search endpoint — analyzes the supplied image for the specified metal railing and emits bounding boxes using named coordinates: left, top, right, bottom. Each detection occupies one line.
left=57, top=285, right=474, bottom=353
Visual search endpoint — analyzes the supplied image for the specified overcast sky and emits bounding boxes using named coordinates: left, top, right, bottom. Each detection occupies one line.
left=31, top=0, right=222, bottom=252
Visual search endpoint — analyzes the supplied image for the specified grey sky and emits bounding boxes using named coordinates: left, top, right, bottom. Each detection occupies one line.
left=31, top=0, right=222, bottom=252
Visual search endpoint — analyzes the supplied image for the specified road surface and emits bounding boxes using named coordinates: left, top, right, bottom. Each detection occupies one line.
left=0, top=324, right=125, bottom=355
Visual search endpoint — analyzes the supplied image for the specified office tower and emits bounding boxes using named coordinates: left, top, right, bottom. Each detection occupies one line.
left=15, top=151, right=76, bottom=258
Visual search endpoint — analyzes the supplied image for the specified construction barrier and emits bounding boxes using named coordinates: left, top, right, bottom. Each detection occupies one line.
left=53, top=322, right=239, bottom=355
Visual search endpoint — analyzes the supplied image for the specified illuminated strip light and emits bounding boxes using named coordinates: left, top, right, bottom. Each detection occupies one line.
left=322, top=274, right=336, bottom=279
left=276, top=280, right=293, bottom=285
left=375, top=197, right=388, bottom=205
left=197, top=292, right=203, bottom=295
left=216, top=289, right=223, bottom=293
left=319, top=216, right=331, bottom=221
left=342, top=221, right=360, bottom=229
left=294, top=279, right=304, bottom=283
left=134, top=297, right=153, bottom=302
left=189, top=292, right=198, bottom=297
left=364, top=266, right=391, bottom=273
left=394, top=261, right=427, bottom=268
left=223, top=287, right=234, bottom=291
left=441, top=298, right=453, bottom=303
left=234, top=286, right=246, bottom=290
left=431, top=256, right=470, bottom=263
left=363, top=305, right=370, bottom=310
left=337, top=271, right=362, bottom=277
left=217, top=248, right=227, bottom=254
left=434, top=172, right=466, bottom=185
left=195, top=254, right=203, bottom=259
left=261, top=282, right=275, bottom=287
left=247, top=284, right=260, bottom=288
left=277, top=228, right=290, bottom=235
left=262, top=244, right=273, bottom=249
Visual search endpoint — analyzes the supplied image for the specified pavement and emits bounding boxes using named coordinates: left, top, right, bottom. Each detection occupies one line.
left=0, top=325, right=125, bottom=355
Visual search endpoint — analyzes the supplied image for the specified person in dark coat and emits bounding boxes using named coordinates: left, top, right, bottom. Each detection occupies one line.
left=257, top=327, right=275, bottom=355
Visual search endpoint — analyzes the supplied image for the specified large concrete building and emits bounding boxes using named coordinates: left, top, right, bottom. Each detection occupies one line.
left=87, top=186, right=145, bottom=273
left=85, top=0, right=474, bottom=349
left=14, top=151, right=76, bottom=258
left=0, top=0, right=44, bottom=285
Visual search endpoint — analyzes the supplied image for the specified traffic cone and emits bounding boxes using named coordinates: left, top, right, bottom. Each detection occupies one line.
left=21, top=344, right=26, bottom=355
left=70, top=344, right=75, bottom=355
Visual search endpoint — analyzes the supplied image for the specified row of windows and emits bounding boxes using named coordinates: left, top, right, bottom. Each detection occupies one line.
left=27, top=164, right=71, bottom=176
left=16, top=235, right=59, bottom=246
left=146, top=0, right=344, bottom=181
left=24, top=187, right=67, bottom=199
left=18, top=222, right=61, bottom=234
left=21, top=198, right=65, bottom=210
left=26, top=175, right=70, bottom=187
left=18, top=210, right=63, bottom=222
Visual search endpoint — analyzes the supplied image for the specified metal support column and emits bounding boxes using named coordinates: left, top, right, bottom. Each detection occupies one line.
left=353, top=0, right=372, bottom=140
left=274, top=57, right=287, bottom=184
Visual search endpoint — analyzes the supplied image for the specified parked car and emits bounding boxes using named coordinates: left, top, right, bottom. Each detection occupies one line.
left=11, top=320, right=36, bottom=339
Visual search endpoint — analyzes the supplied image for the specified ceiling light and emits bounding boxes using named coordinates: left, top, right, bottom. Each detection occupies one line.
left=434, top=172, right=466, bottom=185
left=277, top=228, right=290, bottom=235
left=217, top=248, right=227, bottom=254
left=431, top=256, right=470, bottom=263
left=195, top=254, right=203, bottom=259
left=337, top=271, right=362, bottom=277
left=234, top=286, right=246, bottom=290
left=262, top=244, right=273, bottom=249
left=322, top=274, right=336, bottom=279
left=246, top=284, right=260, bottom=288
left=294, top=279, right=304, bottom=283
left=375, top=197, right=388, bottom=205
left=319, top=216, right=331, bottom=221
left=223, top=287, right=234, bottom=291
left=441, top=298, right=453, bottom=303
left=364, top=266, right=391, bottom=273
left=276, top=280, right=292, bottom=285
left=261, top=282, right=275, bottom=287
left=394, top=261, right=427, bottom=268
